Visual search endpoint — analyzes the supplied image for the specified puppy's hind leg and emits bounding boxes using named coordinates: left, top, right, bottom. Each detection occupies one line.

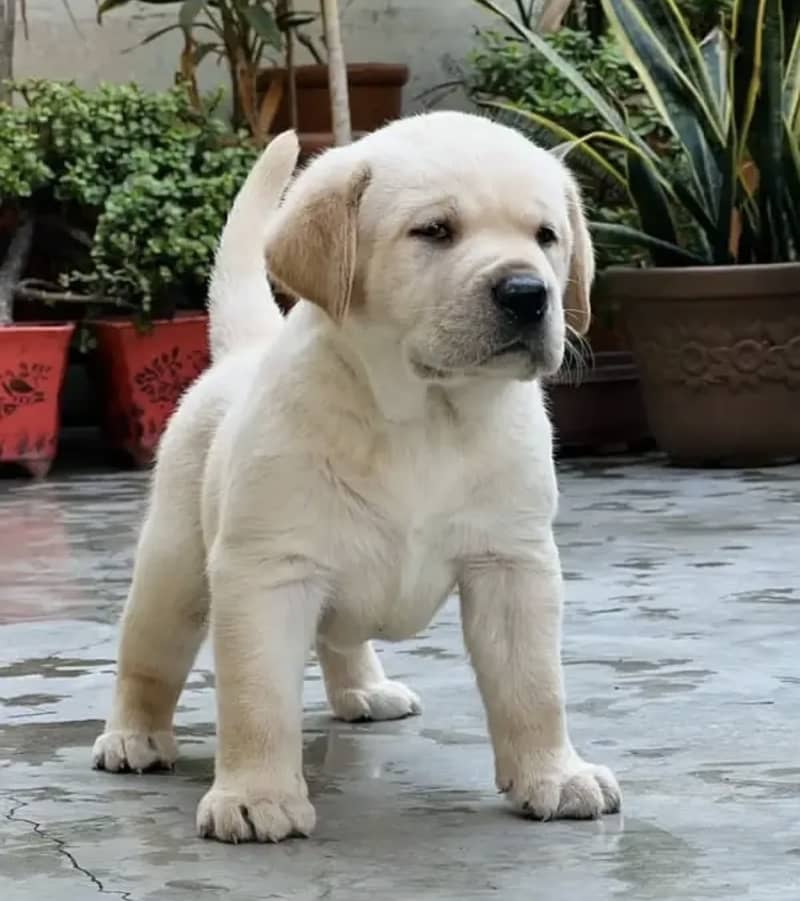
left=92, top=504, right=208, bottom=773
left=317, top=635, right=421, bottom=722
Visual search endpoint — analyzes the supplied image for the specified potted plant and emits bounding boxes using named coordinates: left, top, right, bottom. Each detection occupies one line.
left=52, top=84, right=257, bottom=466
left=478, top=0, right=800, bottom=466
left=86, top=134, right=254, bottom=466
left=468, top=2, right=656, bottom=451
left=3, top=81, right=256, bottom=466
left=0, top=101, right=76, bottom=478
left=262, top=0, right=408, bottom=152
left=97, top=1, right=408, bottom=154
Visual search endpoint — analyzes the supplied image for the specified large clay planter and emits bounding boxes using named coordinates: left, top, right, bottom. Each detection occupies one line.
left=266, top=63, right=408, bottom=131
left=548, top=352, right=650, bottom=454
left=93, top=313, right=209, bottom=467
left=608, top=263, right=800, bottom=465
left=260, top=63, right=409, bottom=159
left=0, top=323, right=75, bottom=477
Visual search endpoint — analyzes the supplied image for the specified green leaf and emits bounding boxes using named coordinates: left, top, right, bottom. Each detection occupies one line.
left=241, top=5, right=283, bottom=50
left=601, top=0, right=723, bottom=219
left=192, top=41, right=219, bottom=65
left=590, top=222, right=709, bottom=264
left=784, top=5, right=800, bottom=131
left=699, top=27, right=729, bottom=123
left=478, top=99, right=628, bottom=187
left=732, top=0, right=767, bottom=162
left=276, top=11, right=318, bottom=30
left=625, top=150, right=681, bottom=264
left=645, top=0, right=723, bottom=119
left=783, top=126, right=800, bottom=253
left=124, top=23, right=182, bottom=52
left=749, top=0, right=789, bottom=260
left=97, top=0, right=176, bottom=20
left=179, top=0, right=207, bottom=32
left=472, top=0, right=655, bottom=160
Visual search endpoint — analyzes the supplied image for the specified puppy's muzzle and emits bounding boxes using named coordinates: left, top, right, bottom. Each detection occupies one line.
left=492, top=272, right=548, bottom=330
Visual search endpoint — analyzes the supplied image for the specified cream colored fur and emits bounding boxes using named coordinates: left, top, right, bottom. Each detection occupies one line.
left=92, top=113, right=620, bottom=843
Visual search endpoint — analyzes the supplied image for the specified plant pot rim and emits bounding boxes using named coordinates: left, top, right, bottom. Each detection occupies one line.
left=597, top=261, right=800, bottom=301
left=0, top=321, right=76, bottom=334
left=92, top=312, right=208, bottom=329
left=260, top=62, right=409, bottom=88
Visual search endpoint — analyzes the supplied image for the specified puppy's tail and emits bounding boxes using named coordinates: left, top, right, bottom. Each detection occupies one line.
left=208, top=131, right=300, bottom=362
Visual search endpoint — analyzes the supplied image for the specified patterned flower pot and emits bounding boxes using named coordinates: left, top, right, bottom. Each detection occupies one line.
left=93, top=314, right=209, bottom=467
left=0, top=323, right=75, bottom=477
left=607, top=263, right=800, bottom=466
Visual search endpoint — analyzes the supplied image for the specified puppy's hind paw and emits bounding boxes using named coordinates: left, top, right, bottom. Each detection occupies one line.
left=330, top=680, right=422, bottom=722
left=92, top=730, right=177, bottom=773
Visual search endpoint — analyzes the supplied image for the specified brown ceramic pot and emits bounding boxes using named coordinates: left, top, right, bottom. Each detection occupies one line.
left=260, top=63, right=409, bottom=136
left=606, top=263, right=800, bottom=466
left=547, top=352, right=650, bottom=454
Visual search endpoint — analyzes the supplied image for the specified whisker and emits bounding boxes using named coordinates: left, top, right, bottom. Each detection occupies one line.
left=558, top=323, right=593, bottom=387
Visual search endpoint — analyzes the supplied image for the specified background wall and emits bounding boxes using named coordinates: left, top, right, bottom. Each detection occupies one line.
left=14, top=0, right=516, bottom=114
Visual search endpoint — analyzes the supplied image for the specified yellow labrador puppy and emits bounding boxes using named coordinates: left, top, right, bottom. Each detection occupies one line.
left=92, top=112, right=621, bottom=843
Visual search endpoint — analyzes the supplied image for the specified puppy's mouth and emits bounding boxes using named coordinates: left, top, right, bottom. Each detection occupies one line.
left=487, top=339, right=528, bottom=359
left=410, top=337, right=554, bottom=382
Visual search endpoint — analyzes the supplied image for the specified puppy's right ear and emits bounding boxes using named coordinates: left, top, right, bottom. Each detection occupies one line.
left=265, top=161, right=371, bottom=322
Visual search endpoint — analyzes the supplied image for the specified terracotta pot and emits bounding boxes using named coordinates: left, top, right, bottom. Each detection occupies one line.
left=608, top=263, right=800, bottom=466
left=262, top=63, right=409, bottom=137
left=0, top=207, right=19, bottom=236
left=93, top=313, right=209, bottom=467
left=547, top=352, right=650, bottom=454
left=293, top=131, right=369, bottom=160
left=0, top=322, right=75, bottom=477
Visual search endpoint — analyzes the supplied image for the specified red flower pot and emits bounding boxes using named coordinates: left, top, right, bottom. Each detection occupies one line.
left=0, top=323, right=75, bottom=478
left=93, top=313, right=210, bottom=467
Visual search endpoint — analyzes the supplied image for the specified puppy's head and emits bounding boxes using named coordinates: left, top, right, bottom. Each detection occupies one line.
left=265, top=112, right=593, bottom=382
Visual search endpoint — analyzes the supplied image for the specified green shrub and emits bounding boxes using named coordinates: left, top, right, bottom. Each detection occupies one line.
left=467, top=27, right=664, bottom=142
left=1, top=80, right=257, bottom=321
left=0, top=104, right=51, bottom=199
left=82, top=142, right=257, bottom=319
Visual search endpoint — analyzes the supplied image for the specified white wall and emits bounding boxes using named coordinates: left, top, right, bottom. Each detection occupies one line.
left=13, top=0, right=517, bottom=114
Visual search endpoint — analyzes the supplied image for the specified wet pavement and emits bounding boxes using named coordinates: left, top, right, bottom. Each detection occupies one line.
left=1, top=458, right=799, bottom=900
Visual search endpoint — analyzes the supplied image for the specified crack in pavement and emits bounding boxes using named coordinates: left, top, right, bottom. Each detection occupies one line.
left=5, top=796, right=133, bottom=900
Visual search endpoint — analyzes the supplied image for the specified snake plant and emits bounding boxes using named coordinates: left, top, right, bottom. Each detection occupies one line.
left=475, top=0, right=800, bottom=266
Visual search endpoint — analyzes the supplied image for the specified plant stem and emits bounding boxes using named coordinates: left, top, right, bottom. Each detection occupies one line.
left=0, top=215, right=34, bottom=326
left=321, top=0, right=351, bottom=145
left=0, top=0, right=16, bottom=103
left=279, top=0, right=299, bottom=131
left=14, top=278, right=98, bottom=305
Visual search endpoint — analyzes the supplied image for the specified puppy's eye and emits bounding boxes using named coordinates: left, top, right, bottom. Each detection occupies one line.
left=410, top=220, right=453, bottom=243
left=537, top=225, right=558, bottom=247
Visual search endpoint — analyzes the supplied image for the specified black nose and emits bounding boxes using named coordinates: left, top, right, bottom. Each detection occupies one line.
left=492, top=273, right=548, bottom=326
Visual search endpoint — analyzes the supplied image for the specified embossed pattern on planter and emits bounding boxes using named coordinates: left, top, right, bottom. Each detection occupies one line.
left=631, top=318, right=800, bottom=392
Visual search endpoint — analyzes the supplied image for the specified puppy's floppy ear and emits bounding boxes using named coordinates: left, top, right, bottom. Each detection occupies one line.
left=265, top=162, right=371, bottom=322
left=563, top=171, right=594, bottom=337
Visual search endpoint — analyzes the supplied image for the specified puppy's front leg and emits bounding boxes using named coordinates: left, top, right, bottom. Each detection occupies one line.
left=459, top=536, right=621, bottom=820
left=197, top=550, right=322, bottom=843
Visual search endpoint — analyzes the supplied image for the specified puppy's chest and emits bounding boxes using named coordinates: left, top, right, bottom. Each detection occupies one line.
left=328, top=453, right=469, bottom=641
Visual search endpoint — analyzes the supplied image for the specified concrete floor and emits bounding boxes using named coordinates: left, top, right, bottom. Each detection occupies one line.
left=1, top=458, right=799, bottom=900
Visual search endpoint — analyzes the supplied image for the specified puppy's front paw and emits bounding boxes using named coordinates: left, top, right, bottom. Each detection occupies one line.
left=92, top=729, right=177, bottom=773
left=499, top=752, right=621, bottom=821
left=197, top=777, right=316, bottom=843
left=330, top=679, right=422, bottom=722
